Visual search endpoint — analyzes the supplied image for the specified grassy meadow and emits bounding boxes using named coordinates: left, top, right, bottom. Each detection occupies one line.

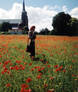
left=0, top=35, right=78, bottom=92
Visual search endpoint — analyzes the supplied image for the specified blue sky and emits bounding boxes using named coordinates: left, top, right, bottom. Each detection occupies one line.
left=0, top=0, right=78, bottom=10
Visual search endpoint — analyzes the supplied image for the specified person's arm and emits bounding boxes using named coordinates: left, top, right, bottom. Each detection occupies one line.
left=33, top=32, right=36, bottom=39
left=28, top=31, right=34, bottom=39
left=27, top=31, right=31, bottom=45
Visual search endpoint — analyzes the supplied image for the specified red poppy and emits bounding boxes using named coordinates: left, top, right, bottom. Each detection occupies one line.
left=56, top=68, right=60, bottom=72
left=29, top=63, right=32, bottom=66
left=10, top=66, right=14, bottom=70
left=37, top=75, right=41, bottom=79
left=63, top=69, right=66, bottom=73
left=54, top=65, right=58, bottom=68
left=16, top=60, right=21, bottom=64
left=39, top=73, right=43, bottom=76
left=20, top=88, right=31, bottom=92
left=44, top=84, right=48, bottom=88
left=1, top=71, right=5, bottom=74
left=5, top=83, right=11, bottom=87
left=34, top=66, right=40, bottom=69
left=14, top=65, right=19, bottom=70
left=38, top=68, right=41, bottom=72
left=26, top=77, right=32, bottom=83
left=0, top=55, right=2, bottom=58
left=20, top=88, right=24, bottom=92
left=59, top=65, right=63, bottom=70
left=9, top=63, right=13, bottom=66
left=50, top=77, right=54, bottom=80
left=31, top=68, right=34, bottom=71
left=0, top=62, right=2, bottom=65
left=24, top=62, right=27, bottom=65
left=47, top=65, right=51, bottom=68
left=19, top=65, right=25, bottom=70
left=7, top=70, right=10, bottom=75
left=21, top=84, right=29, bottom=88
left=4, top=60, right=11, bottom=65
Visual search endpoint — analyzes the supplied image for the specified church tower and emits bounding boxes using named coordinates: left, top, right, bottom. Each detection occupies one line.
left=19, top=0, right=28, bottom=28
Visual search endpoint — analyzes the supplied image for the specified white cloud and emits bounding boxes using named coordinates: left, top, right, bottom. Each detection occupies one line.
left=62, top=6, right=68, bottom=12
left=27, top=6, right=57, bottom=32
left=70, top=7, right=78, bottom=18
left=0, top=3, right=22, bottom=19
left=0, top=3, right=57, bottom=32
left=0, top=3, right=78, bottom=32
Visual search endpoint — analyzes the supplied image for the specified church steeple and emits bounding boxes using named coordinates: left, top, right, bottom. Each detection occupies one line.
left=18, top=0, right=28, bottom=29
left=23, top=0, right=25, bottom=11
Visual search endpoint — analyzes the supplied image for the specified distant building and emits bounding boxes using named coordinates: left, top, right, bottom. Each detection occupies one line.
left=0, top=0, right=28, bottom=34
left=0, top=19, right=20, bottom=27
left=19, top=0, right=28, bottom=29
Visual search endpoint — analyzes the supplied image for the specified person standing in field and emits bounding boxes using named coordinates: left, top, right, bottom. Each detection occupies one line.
left=27, top=26, right=36, bottom=60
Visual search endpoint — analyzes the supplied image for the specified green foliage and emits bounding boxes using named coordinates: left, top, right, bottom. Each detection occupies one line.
left=52, top=12, right=78, bottom=36
left=22, top=26, right=29, bottom=34
left=52, top=12, right=71, bottom=35
left=0, top=24, right=2, bottom=32
left=0, top=36, right=78, bottom=92
left=0, top=22, right=12, bottom=32
left=70, top=18, right=78, bottom=36
left=39, top=28, right=50, bottom=35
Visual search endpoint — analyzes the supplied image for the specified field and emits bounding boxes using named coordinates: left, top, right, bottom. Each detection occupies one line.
left=0, top=35, right=78, bottom=92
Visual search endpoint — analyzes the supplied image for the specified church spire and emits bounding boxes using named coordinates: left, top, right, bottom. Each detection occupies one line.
left=19, top=0, right=28, bottom=29
left=23, top=0, right=25, bottom=11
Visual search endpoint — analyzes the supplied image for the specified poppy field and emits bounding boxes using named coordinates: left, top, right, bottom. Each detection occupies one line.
left=0, top=35, right=78, bottom=92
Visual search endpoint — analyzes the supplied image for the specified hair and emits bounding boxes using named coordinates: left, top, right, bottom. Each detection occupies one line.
left=30, top=26, right=35, bottom=31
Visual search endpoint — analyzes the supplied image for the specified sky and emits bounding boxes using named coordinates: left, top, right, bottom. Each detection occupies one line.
left=0, top=0, right=78, bottom=32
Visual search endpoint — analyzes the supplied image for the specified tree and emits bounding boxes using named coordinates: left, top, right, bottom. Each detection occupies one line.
left=39, top=28, right=50, bottom=35
left=70, top=18, right=78, bottom=36
left=22, top=26, right=29, bottom=34
left=0, top=24, right=2, bottom=32
left=52, top=12, right=71, bottom=35
left=1, top=22, right=12, bottom=32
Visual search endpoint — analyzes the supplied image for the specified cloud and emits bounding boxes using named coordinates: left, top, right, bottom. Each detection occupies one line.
left=70, top=7, right=78, bottom=18
left=0, top=3, right=57, bottom=32
left=62, top=6, right=68, bottom=12
left=0, top=3, right=22, bottom=19
left=27, top=6, right=57, bottom=32
left=0, top=3, right=78, bottom=32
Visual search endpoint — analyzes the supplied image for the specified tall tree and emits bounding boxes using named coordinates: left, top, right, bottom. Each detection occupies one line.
left=52, top=12, right=71, bottom=35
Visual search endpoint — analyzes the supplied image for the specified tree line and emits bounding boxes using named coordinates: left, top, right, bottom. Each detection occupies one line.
left=0, top=12, right=78, bottom=36
left=0, top=22, right=12, bottom=32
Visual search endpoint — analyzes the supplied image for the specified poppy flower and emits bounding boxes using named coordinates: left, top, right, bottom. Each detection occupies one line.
left=16, top=60, right=21, bottom=64
left=5, top=83, right=11, bottom=87
left=37, top=75, right=41, bottom=79
left=54, top=65, right=58, bottom=68
left=21, top=84, right=29, bottom=88
left=26, top=77, right=32, bottom=83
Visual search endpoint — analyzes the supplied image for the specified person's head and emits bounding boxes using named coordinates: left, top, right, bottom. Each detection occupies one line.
left=30, top=26, right=35, bottom=32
